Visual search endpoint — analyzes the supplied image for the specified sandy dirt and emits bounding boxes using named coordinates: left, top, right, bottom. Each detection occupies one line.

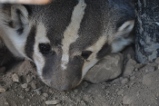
left=0, top=46, right=159, bottom=106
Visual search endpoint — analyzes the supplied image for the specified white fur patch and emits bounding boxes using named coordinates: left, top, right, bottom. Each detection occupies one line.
left=111, top=38, right=132, bottom=53
left=118, top=20, right=134, bottom=32
left=82, top=36, right=107, bottom=78
left=61, top=0, right=86, bottom=70
left=33, top=23, right=50, bottom=77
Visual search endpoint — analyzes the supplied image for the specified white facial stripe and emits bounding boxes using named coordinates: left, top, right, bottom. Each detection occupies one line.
left=33, top=23, right=50, bottom=77
left=35, top=23, right=50, bottom=43
left=61, top=0, right=86, bottom=70
left=82, top=36, right=107, bottom=78
left=86, top=36, right=107, bottom=59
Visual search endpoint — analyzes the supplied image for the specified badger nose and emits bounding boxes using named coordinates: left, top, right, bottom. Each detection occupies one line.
left=51, top=81, right=79, bottom=91
left=41, top=68, right=82, bottom=91
left=50, top=75, right=81, bottom=91
left=57, top=84, right=72, bottom=91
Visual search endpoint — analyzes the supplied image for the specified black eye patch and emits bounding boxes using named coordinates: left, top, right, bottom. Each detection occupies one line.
left=81, top=51, right=92, bottom=60
left=39, top=43, right=51, bottom=55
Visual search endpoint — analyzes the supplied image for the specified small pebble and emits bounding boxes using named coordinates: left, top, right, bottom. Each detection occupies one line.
left=142, top=75, right=152, bottom=86
left=123, top=59, right=136, bottom=77
left=42, top=93, right=49, bottom=98
left=45, top=100, right=60, bottom=105
left=49, top=89, right=53, bottom=94
left=123, top=96, right=132, bottom=105
left=41, top=96, right=47, bottom=101
left=12, top=74, right=20, bottom=82
left=27, top=99, right=30, bottom=102
left=30, top=82, right=37, bottom=89
left=117, top=89, right=124, bottom=96
left=25, top=88, right=30, bottom=92
left=74, top=89, right=78, bottom=93
left=21, top=83, right=28, bottom=89
left=101, top=85, right=106, bottom=89
left=134, top=68, right=138, bottom=72
left=19, top=95, right=25, bottom=99
left=0, top=87, right=6, bottom=93
left=35, top=90, right=41, bottom=95
left=121, top=78, right=129, bottom=85
left=83, top=95, right=90, bottom=102
left=4, top=102, right=9, bottom=105
left=130, top=76, right=135, bottom=80
left=80, top=100, right=86, bottom=105
left=145, top=66, right=155, bottom=73
left=26, top=75, right=32, bottom=83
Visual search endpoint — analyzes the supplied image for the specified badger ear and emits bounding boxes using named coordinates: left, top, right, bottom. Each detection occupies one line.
left=117, top=20, right=134, bottom=36
left=10, top=5, right=29, bottom=34
left=111, top=20, right=135, bottom=53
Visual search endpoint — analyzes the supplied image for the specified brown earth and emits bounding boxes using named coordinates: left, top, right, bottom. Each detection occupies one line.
left=0, top=46, right=159, bottom=106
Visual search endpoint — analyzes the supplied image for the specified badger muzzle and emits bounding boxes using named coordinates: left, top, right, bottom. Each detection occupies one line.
left=40, top=55, right=84, bottom=91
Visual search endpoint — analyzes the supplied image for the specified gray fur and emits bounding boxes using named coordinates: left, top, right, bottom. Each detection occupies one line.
left=0, top=0, right=135, bottom=90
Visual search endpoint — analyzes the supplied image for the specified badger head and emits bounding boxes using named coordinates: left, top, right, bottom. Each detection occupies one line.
left=0, top=0, right=135, bottom=90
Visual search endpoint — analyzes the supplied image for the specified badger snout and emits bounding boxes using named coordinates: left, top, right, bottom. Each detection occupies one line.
left=40, top=56, right=84, bottom=91
left=42, top=68, right=82, bottom=91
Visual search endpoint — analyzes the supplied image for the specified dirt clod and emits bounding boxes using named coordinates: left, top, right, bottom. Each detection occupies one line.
left=117, top=89, right=124, bottom=96
left=34, top=89, right=42, bottom=95
left=26, top=75, right=32, bottom=83
left=4, top=101, right=9, bottom=105
left=123, top=96, right=132, bottom=105
left=42, top=93, right=49, bottom=98
left=142, top=74, right=152, bottom=86
left=30, top=81, right=37, bottom=89
left=123, top=59, right=136, bottom=77
left=12, top=73, right=20, bottom=82
left=121, top=78, right=129, bottom=85
left=21, top=83, right=28, bottom=89
left=0, top=87, right=6, bottom=93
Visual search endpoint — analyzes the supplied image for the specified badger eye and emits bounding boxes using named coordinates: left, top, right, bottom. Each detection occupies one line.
left=81, top=51, right=92, bottom=60
left=39, top=43, right=51, bottom=55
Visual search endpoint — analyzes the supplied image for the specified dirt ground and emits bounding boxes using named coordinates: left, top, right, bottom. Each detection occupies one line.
left=0, top=46, right=159, bottom=106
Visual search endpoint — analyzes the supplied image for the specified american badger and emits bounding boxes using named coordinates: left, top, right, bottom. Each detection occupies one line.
left=0, top=0, right=135, bottom=90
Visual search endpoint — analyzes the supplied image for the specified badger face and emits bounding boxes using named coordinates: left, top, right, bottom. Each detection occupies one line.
left=0, top=0, right=135, bottom=90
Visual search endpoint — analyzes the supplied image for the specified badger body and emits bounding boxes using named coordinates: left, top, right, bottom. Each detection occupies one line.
left=0, top=0, right=135, bottom=90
